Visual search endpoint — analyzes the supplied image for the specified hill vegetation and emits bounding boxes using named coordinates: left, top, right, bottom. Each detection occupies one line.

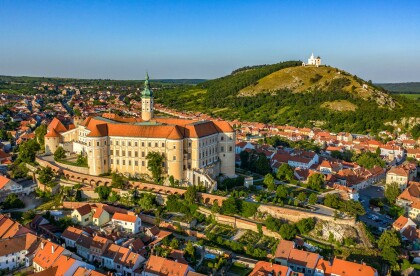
left=155, top=61, right=420, bottom=135
left=378, top=82, right=420, bottom=93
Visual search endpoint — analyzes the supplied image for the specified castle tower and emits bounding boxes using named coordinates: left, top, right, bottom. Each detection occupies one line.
left=141, top=73, right=154, bottom=121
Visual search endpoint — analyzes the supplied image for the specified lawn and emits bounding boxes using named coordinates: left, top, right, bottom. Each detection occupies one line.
left=227, top=262, right=252, bottom=276
left=400, top=93, right=420, bottom=99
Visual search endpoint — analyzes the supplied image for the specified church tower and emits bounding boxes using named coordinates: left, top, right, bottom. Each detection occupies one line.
left=141, top=73, right=154, bottom=121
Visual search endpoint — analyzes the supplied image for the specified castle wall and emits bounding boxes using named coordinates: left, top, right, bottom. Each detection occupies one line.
left=45, top=137, right=60, bottom=155
left=218, top=131, right=236, bottom=177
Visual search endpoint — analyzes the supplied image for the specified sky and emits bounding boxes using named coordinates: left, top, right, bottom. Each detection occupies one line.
left=1, top=0, right=420, bottom=82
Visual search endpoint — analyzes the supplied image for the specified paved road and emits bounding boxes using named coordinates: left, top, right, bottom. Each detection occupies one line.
left=358, top=183, right=393, bottom=229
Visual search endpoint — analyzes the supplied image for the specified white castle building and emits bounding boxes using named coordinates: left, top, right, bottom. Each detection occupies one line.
left=44, top=74, right=236, bottom=188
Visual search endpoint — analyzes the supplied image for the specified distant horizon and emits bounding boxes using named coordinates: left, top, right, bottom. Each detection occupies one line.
left=1, top=1, right=420, bottom=82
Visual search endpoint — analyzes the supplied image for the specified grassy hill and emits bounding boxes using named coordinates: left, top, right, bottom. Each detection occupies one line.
left=155, top=61, right=420, bottom=135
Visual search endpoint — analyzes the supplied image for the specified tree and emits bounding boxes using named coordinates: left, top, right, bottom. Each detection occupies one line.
left=111, top=173, right=125, bottom=188
left=2, top=193, right=25, bottom=209
left=378, top=230, right=401, bottom=266
left=184, top=241, right=195, bottom=260
left=76, top=154, right=87, bottom=166
left=170, top=238, right=179, bottom=249
left=308, top=193, right=318, bottom=205
left=296, top=218, right=315, bottom=234
left=355, top=152, right=385, bottom=169
left=22, top=210, right=36, bottom=222
left=279, top=223, right=297, bottom=240
left=255, top=153, right=271, bottom=175
left=307, top=173, right=324, bottom=191
left=108, top=191, right=120, bottom=202
left=378, top=230, right=401, bottom=249
left=184, top=185, right=198, bottom=205
left=221, top=197, right=240, bottom=215
left=35, top=124, right=47, bottom=146
left=73, top=108, right=82, bottom=116
left=340, top=200, right=366, bottom=217
left=241, top=202, right=259, bottom=218
left=211, top=201, right=221, bottom=213
left=276, top=164, right=294, bottom=182
left=297, top=192, right=307, bottom=203
left=239, top=151, right=250, bottom=169
left=18, top=139, right=40, bottom=163
left=146, top=152, right=164, bottom=183
left=385, top=182, right=401, bottom=204
left=138, top=193, right=157, bottom=210
left=265, top=215, right=281, bottom=232
left=263, top=173, right=275, bottom=191
left=38, top=166, right=54, bottom=185
left=275, top=184, right=289, bottom=200
left=323, top=194, right=341, bottom=209
left=94, top=186, right=111, bottom=200
left=54, top=146, right=66, bottom=161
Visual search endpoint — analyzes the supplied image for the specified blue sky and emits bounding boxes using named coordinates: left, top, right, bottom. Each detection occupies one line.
left=1, top=0, right=419, bottom=82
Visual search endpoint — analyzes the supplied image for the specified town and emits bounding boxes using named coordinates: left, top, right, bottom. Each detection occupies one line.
left=0, top=68, right=419, bottom=276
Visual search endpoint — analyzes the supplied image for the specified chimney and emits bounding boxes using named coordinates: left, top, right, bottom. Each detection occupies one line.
left=41, top=242, right=44, bottom=249
left=51, top=245, right=55, bottom=254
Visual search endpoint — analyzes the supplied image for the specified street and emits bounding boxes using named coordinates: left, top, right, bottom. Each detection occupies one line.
left=358, top=184, right=393, bottom=230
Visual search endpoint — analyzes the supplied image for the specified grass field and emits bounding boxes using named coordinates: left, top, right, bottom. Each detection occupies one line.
left=399, top=93, right=420, bottom=99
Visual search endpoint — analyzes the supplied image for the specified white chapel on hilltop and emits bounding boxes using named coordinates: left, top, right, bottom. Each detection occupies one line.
left=302, top=53, right=321, bottom=67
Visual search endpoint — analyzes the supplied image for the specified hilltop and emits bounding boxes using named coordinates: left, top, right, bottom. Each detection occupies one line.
left=155, top=61, right=420, bottom=134
left=377, top=82, right=420, bottom=93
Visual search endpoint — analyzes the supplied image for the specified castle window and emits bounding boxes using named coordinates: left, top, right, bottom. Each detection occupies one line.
left=110, top=150, right=113, bottom=155
left=129, top=160, right=131, bottom=166
left=173, top=156, right=176, bottom=161
left=104, top=160, right=106, bottom=165
left=142, top=152, right=145, bottom=157
left=135, top=151, right=138, bottom=157
left=97, top=142, right=99, bottom=146
left=221, top=136, right=224, bottom=141
left=128, top=142, right=131, bottom=146
left=155, top=142, right=158, bottom=147
left=111, top=141, right=113, bottom=145
left=123, top=160, right=125, bottom=165
left=116, top=141, right=119, bottom=146
left=89, top=142, right=91, bottom=146
left=135, top=161, right=138, bottom=166
left=142, top=161, right=145, bottom=166
left=221, top=146, right=224, bottom=152
left=162, top=143, right=165, bottom=147
left=122, top=141, right=125, bottom=146
left=105, top=141, right=107, bottom=145
left=148, top=142, right=151, bottom=147
left=128, top=151, right=131, bottom=157
left=142, top=142, right=145, bottom=147
left=116, top=150, right=119, bottom=156
left=229, top=146, right=232, bottom=152
left=135, top=142, right=138, bottom=147
left=116, top=160, right=119, bottom=165
left=111, top=159, right=113, bottom=164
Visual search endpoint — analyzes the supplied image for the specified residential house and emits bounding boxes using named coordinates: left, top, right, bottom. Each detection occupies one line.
left=62, top=226, right=86, bottom=248
left=114, top=246, right=145, bottom=276
left=32, top=241, right=67, bottom=272
left=92, top=207, right=110, bottom=226
left=112, top=213, right=141, bottom=234
left=75, top=234, right=93, bottom=260
left=396, top=182, right=420, bottom=222
left=0, top=214, right=31, bottom=239
left=71, top=204, right=92, bottom=226
left=0, top=175, right=23, bottom=196
left=0, top=233, right=38, bottom=271
left=143, top=255, right=193, bottom=276
left=392, top=215, right=420, bottom=243
left=274, top=240, right=321, bottom=276
left=249, top=261, right=293, bottom=276
left=89, top=235, right=112, bottom=264
left=314, top=257, right=378, bottom=276
left=386, top=166, right=414, bottom=190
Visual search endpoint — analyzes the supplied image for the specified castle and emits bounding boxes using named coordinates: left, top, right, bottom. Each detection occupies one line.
left=302, top=53, right=321, bottom=67
left=44, top=74, right=236, bottom=188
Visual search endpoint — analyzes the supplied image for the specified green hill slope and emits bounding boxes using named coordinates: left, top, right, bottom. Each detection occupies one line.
left=154, top=61, right=420, bottom=134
